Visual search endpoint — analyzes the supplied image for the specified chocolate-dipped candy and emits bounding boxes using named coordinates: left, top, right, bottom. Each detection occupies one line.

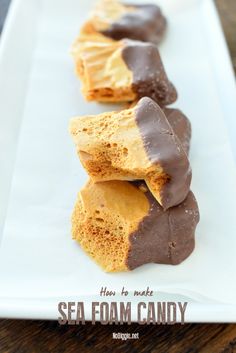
left=81, top=0, right=167, bottom=44
left=71, top=35, right=177, bottom=105
left=72, top=180, right=199, bottom=272
left=69, top=97, right=191, bottom=210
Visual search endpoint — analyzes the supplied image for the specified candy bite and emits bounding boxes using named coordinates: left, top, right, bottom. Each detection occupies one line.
left=71, top=35, right=177, bottom=105
left=70, top=97, right=191, bottom=209
left=72, top=180, right=199, bottom=272
left=81, top=0, right=167, bottom=44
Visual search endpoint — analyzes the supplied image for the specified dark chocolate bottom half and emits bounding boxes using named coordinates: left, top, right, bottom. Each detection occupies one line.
left=102, top=4, right=167, bottom=45
left=126, top=183, right=199, bottom=270
left=135, top=97, right=191, bottom=210
left=164, top=107, right=192, bottom=155
left=122, top=41, right=177, bottom=106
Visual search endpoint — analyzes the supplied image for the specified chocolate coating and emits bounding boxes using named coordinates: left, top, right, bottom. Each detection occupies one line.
left=164, top=108, right=192, bottom=155
left=135, top=97, right=192, bottom=209
left=102, top=3, right=167, bottom=44
left=122, top=41, right=177, bottom=106
left=127, top=184, right=199, bottom=270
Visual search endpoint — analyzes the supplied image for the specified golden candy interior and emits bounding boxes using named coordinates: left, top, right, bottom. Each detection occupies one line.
left=81, top=0, right=135, bottom=34
left=72, top=180, right=149, bottom=272
left=69, top=104, right=167, bottom=206
left=71, top=34, right=135, bottom=102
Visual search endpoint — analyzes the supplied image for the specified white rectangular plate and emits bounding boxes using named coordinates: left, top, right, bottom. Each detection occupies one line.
left=1, top=0, right=236, bottom=322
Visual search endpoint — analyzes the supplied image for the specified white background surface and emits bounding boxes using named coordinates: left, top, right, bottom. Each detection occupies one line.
left=0, top=0, right=236, bottom=321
